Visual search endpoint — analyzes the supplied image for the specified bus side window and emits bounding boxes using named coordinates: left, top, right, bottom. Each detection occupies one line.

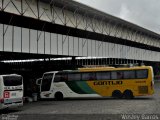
left=136, top=70, right=148, bottom=79
left=96, top=72, right=110, bottom=80
left=123, top=70, right=136, bottom=79
left=54, top=73, right=68, bottom=82
left=111, top=71, right=123, bottom=80
left=54, top=74, right=61, bottom=82
left=82, top=73, right=96, bottom=81
left=117, top=71, right=123, bottom=79
left=61, top=74, right=68, bottom=81
left=68, top=73, right=81, bottom=81
left=89, top=73, right=96, bottom=80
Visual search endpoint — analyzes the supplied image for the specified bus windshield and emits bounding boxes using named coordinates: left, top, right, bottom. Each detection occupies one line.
left=41, top=73, right=53, bottom=91
left=3, top=76, right=23, bottom=86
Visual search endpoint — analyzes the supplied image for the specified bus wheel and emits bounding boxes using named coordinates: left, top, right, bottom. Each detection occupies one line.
left=123, top=90, right=134, bottom=99
left=112, top=90, right=122, bottom=99
left=54, top=92, right=63, bottom=101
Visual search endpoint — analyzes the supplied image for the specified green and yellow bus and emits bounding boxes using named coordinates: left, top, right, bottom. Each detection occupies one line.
left=38, top=66, right=154, bottom=100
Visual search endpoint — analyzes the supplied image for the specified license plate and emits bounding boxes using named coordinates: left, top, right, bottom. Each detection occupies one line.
left=4, top=99, right=12, bottom=104
left=4, top=98, right=22, bottom=103
left=11, top=93, right=16, bottom=96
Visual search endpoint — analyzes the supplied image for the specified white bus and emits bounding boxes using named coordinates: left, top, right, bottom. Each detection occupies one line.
left=38, top=66, right=154, bottom=100
left=0, top=74, right=23, bottom=109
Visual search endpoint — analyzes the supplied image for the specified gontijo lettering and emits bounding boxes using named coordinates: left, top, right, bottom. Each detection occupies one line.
left=94, top=81, right=123, bottom=85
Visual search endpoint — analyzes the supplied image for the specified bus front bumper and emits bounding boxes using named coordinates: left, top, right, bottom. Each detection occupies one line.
left=0, top=101, right=23, bottom=110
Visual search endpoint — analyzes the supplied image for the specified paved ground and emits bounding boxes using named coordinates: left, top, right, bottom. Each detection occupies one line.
left=0, top=82, right=160, bottom=120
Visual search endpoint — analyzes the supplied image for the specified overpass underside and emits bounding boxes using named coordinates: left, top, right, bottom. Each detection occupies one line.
left=0, top=0, right=160, bottom=62
left=0, top=11, right=160, bottom=60
left=0, top=11, right=160, bottom=74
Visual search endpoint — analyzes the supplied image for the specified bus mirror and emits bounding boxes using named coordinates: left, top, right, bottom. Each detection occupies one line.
left=36, top=78, right=42, bottom=86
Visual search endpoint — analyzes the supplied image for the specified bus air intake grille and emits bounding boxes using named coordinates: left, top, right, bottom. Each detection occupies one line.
left=138, top=86, right=148, bottom=94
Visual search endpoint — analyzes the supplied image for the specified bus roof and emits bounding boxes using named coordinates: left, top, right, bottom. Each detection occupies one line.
left=78, top=67, right=115, bottom=71
left=0, top=74, right=22, bottom=77
left=44, top=71, right=58, bottom=74
left=78, top=66, right=152, bottom=72
left=43, top=66, right=152, bottom=74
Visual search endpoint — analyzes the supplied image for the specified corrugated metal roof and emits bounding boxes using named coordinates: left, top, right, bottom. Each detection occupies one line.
left=40, top=0, right=160, bottom=39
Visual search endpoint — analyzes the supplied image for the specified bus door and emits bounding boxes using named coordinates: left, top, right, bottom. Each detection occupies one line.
left=40, top=73, right=54, bottom=98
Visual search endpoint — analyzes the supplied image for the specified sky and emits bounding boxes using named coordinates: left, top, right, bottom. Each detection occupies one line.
left=74, top=0, right=160, bottom=34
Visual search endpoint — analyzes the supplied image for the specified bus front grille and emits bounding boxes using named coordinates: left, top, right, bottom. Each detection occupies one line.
left=138, top=86, right=148, bottom=94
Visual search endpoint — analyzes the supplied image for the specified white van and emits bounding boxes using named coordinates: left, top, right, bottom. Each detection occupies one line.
left=0, top=74, right=23, bottom=109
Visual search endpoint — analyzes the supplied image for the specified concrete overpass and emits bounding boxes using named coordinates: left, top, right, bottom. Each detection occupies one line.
left=0, top=0, right=160, bottom=63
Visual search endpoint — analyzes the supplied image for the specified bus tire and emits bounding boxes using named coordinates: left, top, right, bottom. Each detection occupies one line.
left=54, top=92, right=63, bottom=101
left=112, top=90, right=122, bottom=99
left=123, top=90, right=134, bottom=99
